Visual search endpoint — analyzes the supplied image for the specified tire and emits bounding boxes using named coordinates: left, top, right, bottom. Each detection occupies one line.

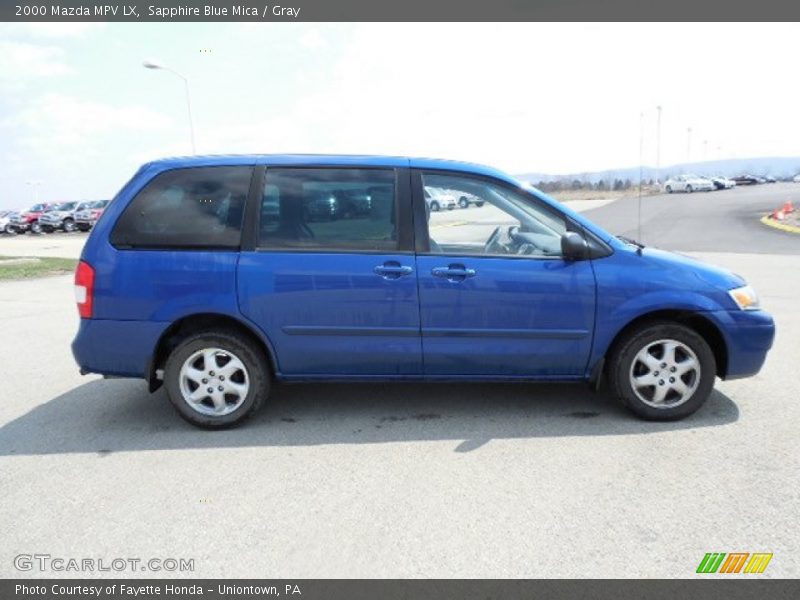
left=163, top=329, right=270, bottom=429
left=41, top=226, right=54, bottom=234
left=4, top=224, right=16, bottom=235
left=459, top=197, right=469, bottom=209
left=30, top=222, right=42, bottom=234
left=430, top=201, right=440, bottom=212
left=686, top=185, right=693, bottom=193
left=665, top=186, right=672, bottom=194
left=77, top=224, right=90, bottom=232
left=608, top=321, right=716, bottom=421
left=475, top=201, right=485, bottom=207
left=63, top=219, right=76, bottom=232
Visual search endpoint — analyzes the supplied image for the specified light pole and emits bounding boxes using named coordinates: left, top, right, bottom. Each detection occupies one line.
left=655, top=105, right=662, bottom=182
left=143, top=59, right=196, bottom=154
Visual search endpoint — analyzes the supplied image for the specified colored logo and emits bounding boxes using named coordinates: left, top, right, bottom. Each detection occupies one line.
left=697, top=552, right=773, bottom=574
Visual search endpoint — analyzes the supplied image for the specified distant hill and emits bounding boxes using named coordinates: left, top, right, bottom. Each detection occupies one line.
left=516, top=156, right=800, bottom=184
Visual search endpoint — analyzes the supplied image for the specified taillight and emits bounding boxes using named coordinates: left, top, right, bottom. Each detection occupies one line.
left=74, top=260, right=95, bottom=318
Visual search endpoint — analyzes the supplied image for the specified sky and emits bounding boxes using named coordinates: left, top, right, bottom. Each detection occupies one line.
left=1, top=22, right=799, bottom=208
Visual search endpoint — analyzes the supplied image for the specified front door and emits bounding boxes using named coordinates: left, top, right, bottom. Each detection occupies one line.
left=238, top=166, right=422, bottom=377
left=413, top=170, right=596, bottom=378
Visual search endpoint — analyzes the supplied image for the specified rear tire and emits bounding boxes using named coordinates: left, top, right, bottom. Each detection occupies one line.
left=63, top=219, right=76, bottom=232
left=459, top=197, right=469, bottom=209
left=686, top=185, right=693, bottom=193
left=665, top=186, right=672, bottom=193
left=163, top=329, right=270, bottom=429
left=31, top=222, right=42, bottom=234
left=430, top=201, right=440, bottom=212
left=608, top=321, right=716, bottom=421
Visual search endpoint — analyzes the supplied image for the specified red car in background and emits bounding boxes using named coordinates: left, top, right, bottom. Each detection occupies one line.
left=6, top=203, right=56, bottom=234
left=74, top=199, right=111, bottom=232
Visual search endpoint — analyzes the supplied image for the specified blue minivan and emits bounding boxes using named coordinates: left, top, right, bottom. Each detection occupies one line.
left=72, top=155, right=775, bottom=428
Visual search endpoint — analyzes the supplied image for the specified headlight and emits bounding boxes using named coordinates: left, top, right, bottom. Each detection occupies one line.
left=728, top=285, right=760, bottom=311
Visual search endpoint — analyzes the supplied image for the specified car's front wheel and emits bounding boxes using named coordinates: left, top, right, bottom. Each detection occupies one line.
left=429, top=201, right=440, bottom=212
left=30, top=222, right=42, bottom=234
left=686, top=185, right=693, bottom=193
left=63, top=219, right=76, bottom=232
left=459, top=197, right=469, bottom=209
left=665, top=185, right=672, bottom=193
left=164, top=330, right=270, bottom=428
left=608, top=321, right=716, bottom=420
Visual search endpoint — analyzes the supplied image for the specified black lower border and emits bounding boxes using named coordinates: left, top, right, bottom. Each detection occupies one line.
left=2, top=579, right=799, bottom=600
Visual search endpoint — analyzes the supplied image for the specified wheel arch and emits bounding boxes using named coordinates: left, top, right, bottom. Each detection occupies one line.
left=602, top=309, right=728, bottom=379
left=147, top=312, right=279, bottom=392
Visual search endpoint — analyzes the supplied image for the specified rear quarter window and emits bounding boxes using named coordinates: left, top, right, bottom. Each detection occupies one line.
left=110, top=166, right=253, bottom=249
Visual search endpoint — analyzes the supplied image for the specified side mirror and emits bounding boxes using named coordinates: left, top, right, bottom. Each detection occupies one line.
left=561, top=231, right=588, bottom=261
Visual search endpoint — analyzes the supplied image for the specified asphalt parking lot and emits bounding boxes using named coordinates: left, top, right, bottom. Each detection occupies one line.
left=1, top=184, right=798, bottom=578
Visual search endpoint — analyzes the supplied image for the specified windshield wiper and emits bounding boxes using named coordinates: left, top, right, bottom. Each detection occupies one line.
left=618, top=235, right=645, bottom=254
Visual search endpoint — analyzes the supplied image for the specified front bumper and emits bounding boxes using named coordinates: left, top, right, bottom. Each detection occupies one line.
left=10, top=221, right=32, bottom=231
left=706, top=309, right=775, bottom=379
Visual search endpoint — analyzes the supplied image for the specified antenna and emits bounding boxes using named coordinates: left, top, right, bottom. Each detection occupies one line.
left=637, top=111, right=644, bottom=250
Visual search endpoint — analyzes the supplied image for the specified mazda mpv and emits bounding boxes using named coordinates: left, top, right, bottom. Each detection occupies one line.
left=72, top=155, right=775, bottom=428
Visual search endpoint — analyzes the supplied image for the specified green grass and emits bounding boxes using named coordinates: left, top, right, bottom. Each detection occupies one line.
left=0, top=256, right=77, bottom=280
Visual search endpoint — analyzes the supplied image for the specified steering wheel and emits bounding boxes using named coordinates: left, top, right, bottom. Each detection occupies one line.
left=484, top=226, right=503, bottom=254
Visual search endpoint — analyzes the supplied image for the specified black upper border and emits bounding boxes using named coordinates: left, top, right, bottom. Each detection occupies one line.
left=3, top=0, right=798, bottom=22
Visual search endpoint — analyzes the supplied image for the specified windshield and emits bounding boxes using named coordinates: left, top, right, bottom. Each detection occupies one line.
left=53, top=202, right=76, bottom=211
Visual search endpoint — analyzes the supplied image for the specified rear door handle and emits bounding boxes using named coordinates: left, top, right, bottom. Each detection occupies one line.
left=374, top=261, right=413, bottom=280
left=431, top=264, right=476, bottom=282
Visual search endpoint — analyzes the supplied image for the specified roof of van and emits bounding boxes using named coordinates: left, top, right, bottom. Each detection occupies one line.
left=143, top=154, right=517, bottom=183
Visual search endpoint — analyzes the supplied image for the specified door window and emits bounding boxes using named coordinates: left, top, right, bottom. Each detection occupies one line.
left=422, top=173, right=567, bottom=258
left=258, top=168, right=398, bottom=252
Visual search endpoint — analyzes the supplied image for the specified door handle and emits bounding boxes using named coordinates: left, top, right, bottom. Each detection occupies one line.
left=374, top=262, right=413, bottom=280
left=431, top=264, right=477, bottom=282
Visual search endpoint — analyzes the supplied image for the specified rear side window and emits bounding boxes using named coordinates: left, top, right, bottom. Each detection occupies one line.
left=258, top=168, right=398, bottom=251
left=111, top=166, right=252, bottom=249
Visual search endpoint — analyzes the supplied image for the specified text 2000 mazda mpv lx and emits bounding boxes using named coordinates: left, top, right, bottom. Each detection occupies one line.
left=72, top=155, right=775, bottom=428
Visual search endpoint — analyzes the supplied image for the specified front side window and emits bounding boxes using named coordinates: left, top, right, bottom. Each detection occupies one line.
left=258, top=168, right=398, bottom=251
left=111, top=166, right=252, bottom=249
left=423, top=173, right=567, bottom=258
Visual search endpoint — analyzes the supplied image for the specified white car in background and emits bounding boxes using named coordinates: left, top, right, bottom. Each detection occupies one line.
left=793, top=174, right=800, bottom=183
left=424, top=186, right=457, bottom=211
left=0, top=210, right=12, bottom=233
left=664, top=174, right=715, bottom=193
left=709, top=176, right=737, bottom=190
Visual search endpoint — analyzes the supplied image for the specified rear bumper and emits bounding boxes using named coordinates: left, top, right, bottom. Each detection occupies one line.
left=72, top=318, right=169, bottom=378
left=706, top=309, right=775, bottom=379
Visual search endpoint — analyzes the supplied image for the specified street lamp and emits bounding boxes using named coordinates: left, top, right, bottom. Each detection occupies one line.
left=655, top=105, right=662, bottom=182
left=143, top=59, right=196, bottom=154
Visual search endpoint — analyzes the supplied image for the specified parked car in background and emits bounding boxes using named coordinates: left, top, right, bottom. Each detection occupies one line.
left=75, top=200, right=111, bottom=232
left=71, top=154, right=775, bottom=429
left=424, top=186, right=456, bottom=211
left=793, top=174, right=800, bottom=183
left=455, top=191, right=486, bottom=209
left=664, top=174, right=715, bottom=193
left=7, top=203, right=55, bottom=234
left=763, top=176, right=777, bottom=183
left=38, top=201, right=83, bottom=233
left=0, top=211, right=12, bottom=234
left=732, top=175, right=760, bottom=185
left=709, top=176, right=736, bottom=190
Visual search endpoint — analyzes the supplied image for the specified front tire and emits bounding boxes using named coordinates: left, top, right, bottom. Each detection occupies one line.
left=458, top=197, right=469, bottom=209
left=665, top=186, right=672, bottom=194
left=164, top=330, right=270, bottom=429
left=63, top=219, right=76, bottom=232
left=608, top=321, right=716, bottom=421
left=429, top=201, right=440, bottom=212
left=30, top=222, right=42, bottom=234
left=686, top=185, right=693, bottom=193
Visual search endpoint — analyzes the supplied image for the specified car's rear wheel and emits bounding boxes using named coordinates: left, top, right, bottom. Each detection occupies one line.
left=164, top=330, right=269, bottom=429
left=459, top=197, right=469, bottom=209
left=665, top=185, right=672, bottom=193
left=4, top=224, right=16, bottom=235
left=430, top=201, right=440, bottom=212
left=77, top=224, right=91, bottom=232
left=30, top=222, right=42, bottom=234
left=63, top=219, right=76, bottom=232
left=608, top=321, right=716, bottom=421
left=686, top=185, right=693, bottom=193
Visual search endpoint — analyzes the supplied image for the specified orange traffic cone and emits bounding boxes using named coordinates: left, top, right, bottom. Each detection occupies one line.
left=782, top=200, right=794, bottom=213
left=771, top=208, right=785, bottom=221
